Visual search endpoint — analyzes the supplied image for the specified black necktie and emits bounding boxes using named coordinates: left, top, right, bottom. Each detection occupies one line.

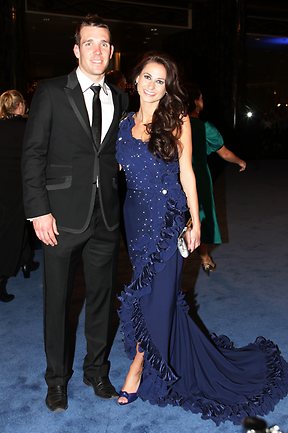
left=90, top=85, right=102, bottom=148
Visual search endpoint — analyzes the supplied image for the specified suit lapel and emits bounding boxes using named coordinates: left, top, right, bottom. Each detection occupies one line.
left=64, top=71, right=93, bottom=143
left=98, top=86, right=121, bottom=153
left=64, top=72, right=126, bottom=153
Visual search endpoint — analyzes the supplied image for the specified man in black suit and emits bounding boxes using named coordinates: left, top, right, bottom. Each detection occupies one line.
left=22, top=15, right=128, bottom=412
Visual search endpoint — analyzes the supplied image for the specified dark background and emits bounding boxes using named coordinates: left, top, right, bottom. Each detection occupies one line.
left=1, top=0, right=288, bottom=159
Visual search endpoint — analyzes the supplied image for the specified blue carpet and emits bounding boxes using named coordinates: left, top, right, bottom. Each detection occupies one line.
left=1, top=160, right=287, bottom=433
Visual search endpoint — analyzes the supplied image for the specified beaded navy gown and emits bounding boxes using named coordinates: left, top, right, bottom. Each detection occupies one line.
left=116, top=113, right=288, bottom=425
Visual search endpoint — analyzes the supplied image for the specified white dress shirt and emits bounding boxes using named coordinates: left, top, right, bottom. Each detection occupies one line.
left=76, top=67, right=114, bottom=143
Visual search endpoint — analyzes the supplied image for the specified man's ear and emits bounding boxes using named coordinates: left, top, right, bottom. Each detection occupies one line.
left=110, top=44, right=114, bottom=59
left=73, top=44, right=80, bottom=59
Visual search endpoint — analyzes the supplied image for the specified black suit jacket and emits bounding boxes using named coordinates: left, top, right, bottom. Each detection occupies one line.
left=22, top=70, right=128, bottom=233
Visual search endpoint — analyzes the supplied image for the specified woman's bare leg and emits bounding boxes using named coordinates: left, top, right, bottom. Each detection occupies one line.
left=198, top=243, right=216, bottom=274
left=118, top=344, right=144, bottom=404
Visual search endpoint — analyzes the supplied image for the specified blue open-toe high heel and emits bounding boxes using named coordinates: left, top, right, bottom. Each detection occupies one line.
left=117, top=390, right=138, bottom=405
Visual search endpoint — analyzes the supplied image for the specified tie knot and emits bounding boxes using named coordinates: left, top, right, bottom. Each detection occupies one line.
left=90, top=85, right=101, bottom=97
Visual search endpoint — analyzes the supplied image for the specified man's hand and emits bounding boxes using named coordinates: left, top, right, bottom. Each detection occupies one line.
left=32, top=213, right=59, bottom=246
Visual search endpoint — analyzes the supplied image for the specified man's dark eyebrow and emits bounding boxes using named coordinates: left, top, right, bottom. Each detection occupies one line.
left=82, top=38, right=110, bottom=44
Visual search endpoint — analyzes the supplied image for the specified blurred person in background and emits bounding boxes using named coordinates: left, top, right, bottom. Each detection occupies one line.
left=106, top=69, right=127, bottom=91
left=0, top=90, right=38, bottom=302
left=189, top=85, right=246, bottom=275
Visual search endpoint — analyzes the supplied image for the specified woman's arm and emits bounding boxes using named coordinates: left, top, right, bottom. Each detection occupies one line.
left=178, top=115, right=201, bottom=252
left=217, top=146, right=246, bottom=172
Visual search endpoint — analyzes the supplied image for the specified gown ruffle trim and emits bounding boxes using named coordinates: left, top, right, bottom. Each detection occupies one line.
left=183, top=333, right=288, bottom=425
left=118, top=197, right=184, bottom=384
left=141, top=300, right=288, bottom=425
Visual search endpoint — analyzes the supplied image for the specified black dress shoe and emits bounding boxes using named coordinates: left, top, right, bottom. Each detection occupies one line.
left=21, top=261, right=40, bottom=279
left=0, top=291, right=15, bottom=302
left=0, top=278, right=14, bottom=302
left=83, top=375, right=119, bottom=399
left=45, top=385, right=68, bottom=412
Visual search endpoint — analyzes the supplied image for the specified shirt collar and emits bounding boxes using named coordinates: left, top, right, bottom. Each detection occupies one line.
left=76, top=67, right=109, bottom=95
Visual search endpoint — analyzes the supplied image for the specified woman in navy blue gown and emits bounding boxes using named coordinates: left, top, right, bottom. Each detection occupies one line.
left=116, top=52, right=288, bottom=424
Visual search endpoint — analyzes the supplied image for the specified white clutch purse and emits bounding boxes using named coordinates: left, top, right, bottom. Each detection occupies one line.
left=177, top=218, right=193, bottom=258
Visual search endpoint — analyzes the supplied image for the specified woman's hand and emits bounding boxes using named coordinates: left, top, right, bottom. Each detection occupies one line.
left=238, top=160, right=246, bottom=172
left=184, top=225, right=201, bottom=254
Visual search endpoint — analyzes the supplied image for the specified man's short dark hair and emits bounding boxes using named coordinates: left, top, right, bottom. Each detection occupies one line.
left=74, top=14, right=112, bottom=45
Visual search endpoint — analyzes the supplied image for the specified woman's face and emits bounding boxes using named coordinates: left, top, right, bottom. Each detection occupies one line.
left=136, top=61, right=167, bottom=105
left=15, top=101, right=26, bottom=116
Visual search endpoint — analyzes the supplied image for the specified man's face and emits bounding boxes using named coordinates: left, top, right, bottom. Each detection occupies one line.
left=73, top=25, right=114, bottom=82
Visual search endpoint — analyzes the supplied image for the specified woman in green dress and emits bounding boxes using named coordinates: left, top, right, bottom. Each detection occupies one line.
left=190, top=88, right=246, bottom=274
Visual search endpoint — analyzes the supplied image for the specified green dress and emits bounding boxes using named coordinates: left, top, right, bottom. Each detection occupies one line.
left=190, top=118, right=223, bottom=244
